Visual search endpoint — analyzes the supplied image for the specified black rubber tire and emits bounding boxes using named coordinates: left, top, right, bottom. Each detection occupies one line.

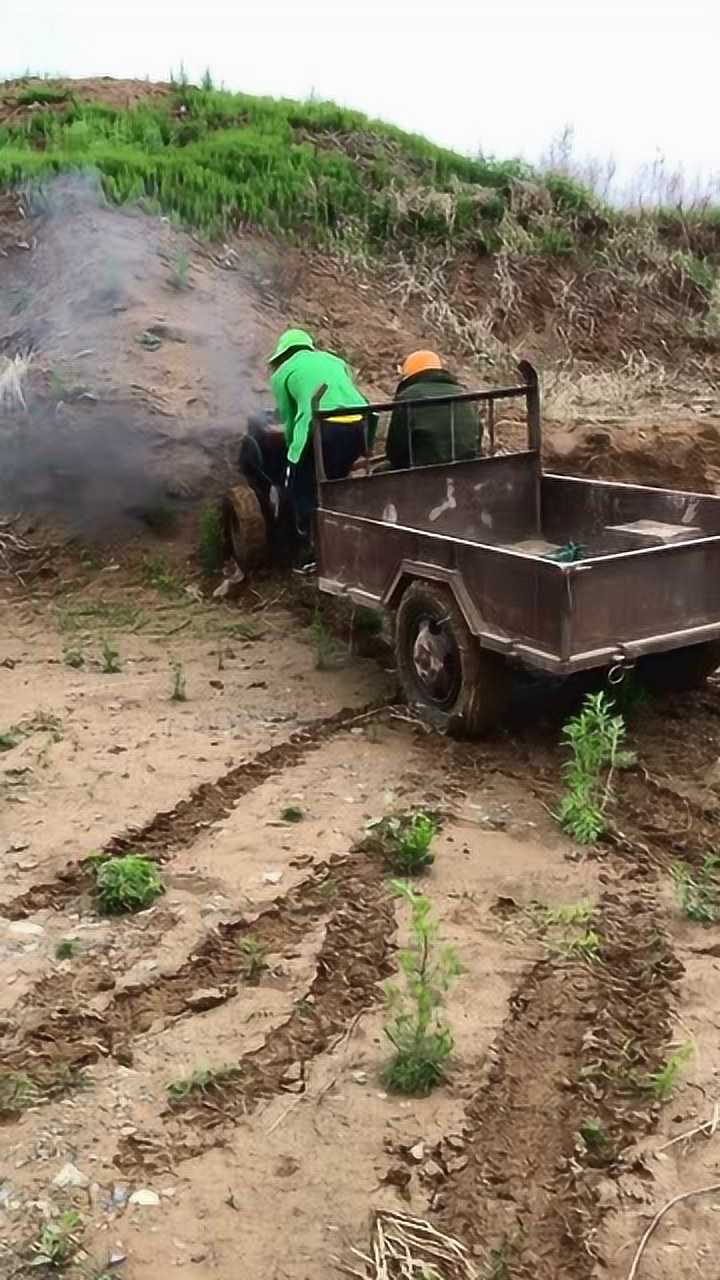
left=221, top=483, right=270, bottom=573
left=395, top=580, right=511, bottom=736
left=639, top=640, right=720, bottom=693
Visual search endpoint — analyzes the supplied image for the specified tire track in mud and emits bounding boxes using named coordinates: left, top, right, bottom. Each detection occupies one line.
left=2, top=700, right=387, bottom=920
left=430, top=884, right=680, bottom=1279
left=115, top=853, right=394, bottom=1173
left=0, top=855, right=381, bottom=1117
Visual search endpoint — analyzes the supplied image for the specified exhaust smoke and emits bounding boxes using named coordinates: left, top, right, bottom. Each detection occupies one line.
left=0, top=173, right=275, bottom=539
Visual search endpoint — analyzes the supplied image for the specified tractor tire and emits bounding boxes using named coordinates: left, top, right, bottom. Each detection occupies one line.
left=639, top=639, right=720, bottom=693
left=395, top=580, right=511, bottom=736
left=221, top=483, right=269, bottom=575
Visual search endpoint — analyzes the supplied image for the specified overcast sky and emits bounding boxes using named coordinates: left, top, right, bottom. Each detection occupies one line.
left=3, top=0, right=718, bottom=181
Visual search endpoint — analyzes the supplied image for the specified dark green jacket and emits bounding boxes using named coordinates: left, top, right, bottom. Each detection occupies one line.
left=386, top=369, right=479, bottom=470
left=270, top=348, right=368, bottom=465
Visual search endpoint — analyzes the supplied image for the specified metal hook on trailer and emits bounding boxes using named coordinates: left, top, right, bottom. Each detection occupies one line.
left=607, top=657, right=636, bottom=686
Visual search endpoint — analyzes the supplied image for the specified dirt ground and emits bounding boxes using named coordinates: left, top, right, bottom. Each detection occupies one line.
left=1, top=568, right=719, bottom=1280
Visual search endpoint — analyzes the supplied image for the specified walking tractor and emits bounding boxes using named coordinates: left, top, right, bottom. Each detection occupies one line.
left=225, top=362, right=720, bottom=733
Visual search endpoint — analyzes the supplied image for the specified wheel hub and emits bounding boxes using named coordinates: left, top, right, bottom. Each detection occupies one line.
left=412, top=617, right=460, bottom=705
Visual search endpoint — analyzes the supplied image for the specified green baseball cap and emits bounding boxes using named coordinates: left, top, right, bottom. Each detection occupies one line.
left=268, top=328, right=315, bottom=364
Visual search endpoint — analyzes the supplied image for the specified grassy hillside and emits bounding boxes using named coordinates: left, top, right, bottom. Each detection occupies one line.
left=1, top=76, right=720, bottom=370
left=0, top=78, right=717, bottom=251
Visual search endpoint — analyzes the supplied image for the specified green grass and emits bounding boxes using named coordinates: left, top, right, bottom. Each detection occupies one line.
left=223, top=618, right=263, bottom=641
left=141, top=554, right=184, bottom=597
left=168, top=248, right=191, bottom=289
left=544, top=902, right=593, bottom=926
left=94, top=854, right=165, bottom=915
left=0, top=1070, right=38, bottom=1116
left=280, top=804, right=304, bottom=823
left=16, top=85, right=71, bottom=107
left=672, top=855, right=720, bottom=923
left=31, top=1211, right=83, bottom=1268
left=561, top=928, right=602, bottom=959
left=55, top=937, right=82, bottom=960
left=0, top=1065, right=87, bottom=1118
left=237, top=937, right=269, bottom=982
left=170, top=660, right=187, bottom=702
left=580, top=1117, right=610, bottom=1153
left=100, top=638, right=121, bottom=673
left=0, top=87, right=561, bottom=249
left=57, top=598, right=142, bottom=632
left=198, top=502, right=225, bottom=575
left=2, top=81, right=716, bottom=288
left=640, top=1043, right=693, bottom=1101
left=167, top=1063, right=241, bottom=1103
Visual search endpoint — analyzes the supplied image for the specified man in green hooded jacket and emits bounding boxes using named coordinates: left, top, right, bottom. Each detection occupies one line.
left=269, top=328, right=370, bottom=474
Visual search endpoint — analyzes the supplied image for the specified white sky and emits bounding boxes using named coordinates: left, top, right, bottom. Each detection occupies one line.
left=2, top=0, right=718, bottom=180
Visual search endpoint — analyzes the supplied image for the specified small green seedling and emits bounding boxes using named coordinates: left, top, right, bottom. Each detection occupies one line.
left=487, top=1238, right=514, bottom=1280
left=0, top=1070, right=38, bottom=1117
left=100, top=639, right=121, bottom=674
left=579, top=1118, right=609, bottom=1153
left=238, top=936, right=269, bottom=981
left=63, top=647, right=85, bottom=669
left=31, top=1210, right=82, bottom=1267
left=641, top=1042, right=693, bottom=1101
left=170, top=660, right=187, bottom=702
left=563, top=929, right=602, bottom=959
left=50, top=368, right=67, bottom=399
left=95, top=854, right=165, bottom=915
left=0, top=730, right=18, bottom=752
left=363, top=811, right=439, bottom=875
left=226, top=619, right=262, bottom=641
left=55, top=938, right=82, bottom=960
left=382, top=880, right=460, bottom=1095
left=167, top=1063, right=240, bottom=1103
left=311, top=608, right=346, bottom=670
left=544, top=902, right=592, bottom=926
left=556, top=692, right=635, bottom=843
left=672, top=856, right=720, bottom=923
left=280, top=805, right=304, bottom=823
left=141, top=555, right=183, bottom=597
left=168, top=250, right=191, bottom=290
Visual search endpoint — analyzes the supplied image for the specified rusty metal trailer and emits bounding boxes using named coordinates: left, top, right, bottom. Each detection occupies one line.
left=311, top=363, right=720, bottom=732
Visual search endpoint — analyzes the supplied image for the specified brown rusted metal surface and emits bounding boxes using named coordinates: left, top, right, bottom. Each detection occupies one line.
left=313, top=370, right=720, bottom=675
left=563, top=539, right=720, bottom=659
left=542, top=474, right=720, bottom=540
left=319, top=454, right=540, bottom=545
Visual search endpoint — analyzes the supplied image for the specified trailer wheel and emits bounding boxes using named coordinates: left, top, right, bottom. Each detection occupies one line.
left=639, top=640, right=720, bottom=693
left=395, top=580, right=510, bottom=735
left=221, top=483, right=269, bottom=574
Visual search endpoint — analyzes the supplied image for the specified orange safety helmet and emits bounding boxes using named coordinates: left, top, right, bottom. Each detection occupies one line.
left=401, top=350, right=443, bottom=379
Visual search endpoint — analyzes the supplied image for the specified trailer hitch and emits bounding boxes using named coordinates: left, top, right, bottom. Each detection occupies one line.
left=607, top=656, right=636, bottom=686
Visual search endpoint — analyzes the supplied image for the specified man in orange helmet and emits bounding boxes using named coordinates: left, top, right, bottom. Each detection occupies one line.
left=385, top=350, right=479, bottom=470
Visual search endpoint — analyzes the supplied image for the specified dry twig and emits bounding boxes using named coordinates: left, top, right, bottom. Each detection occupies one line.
left=626, top=1182, right=720, bottom=1280
left=337, top=1209, right=478, bottom=1279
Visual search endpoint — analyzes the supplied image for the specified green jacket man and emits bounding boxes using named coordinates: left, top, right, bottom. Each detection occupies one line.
left=268, top=329, right=370, bottom=468
left=386, top=350, right=479, bottom=470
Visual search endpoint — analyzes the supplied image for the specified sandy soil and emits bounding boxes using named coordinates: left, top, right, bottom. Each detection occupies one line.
left=0, top=576, right=599, bottom=1280
left=1, top=569, right=719, bottom=1280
